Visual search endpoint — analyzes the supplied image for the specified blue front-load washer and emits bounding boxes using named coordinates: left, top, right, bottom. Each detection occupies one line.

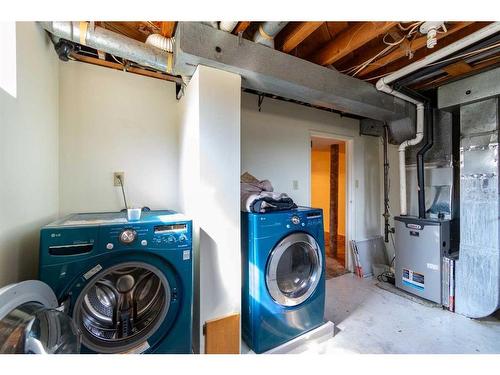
left=241, top=207, right=326, bottom=353
left=38, top=210, right=192, bottom=354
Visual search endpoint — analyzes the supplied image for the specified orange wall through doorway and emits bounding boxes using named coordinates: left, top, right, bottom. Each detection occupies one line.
left=311, top=141, right=345, bottom=237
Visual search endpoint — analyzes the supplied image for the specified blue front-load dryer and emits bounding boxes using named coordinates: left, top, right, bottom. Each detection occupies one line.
left=39, top=210, right=192, bottom=354
left=241, top=207, right=326, bottom=353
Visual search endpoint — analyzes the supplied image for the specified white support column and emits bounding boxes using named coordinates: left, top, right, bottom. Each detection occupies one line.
left=178, top=65, right=242, bottom=353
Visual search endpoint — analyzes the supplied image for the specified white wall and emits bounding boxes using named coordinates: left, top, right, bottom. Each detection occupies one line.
left=179, top=66, right=241, bottom=353
left=58, top=61, right=179, bottom=215
left=0, top=22, right=59, bottom=286
left=241, top=92, right=382, bottom=242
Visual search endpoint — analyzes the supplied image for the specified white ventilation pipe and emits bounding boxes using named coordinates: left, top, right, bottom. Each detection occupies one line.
left=219, top=21, right=238, bottom=33
left=253, top=22, right=288, bottom=48
left=145, top=34, right=174, bottom=53
left=376, top=22, right=500, bottom=215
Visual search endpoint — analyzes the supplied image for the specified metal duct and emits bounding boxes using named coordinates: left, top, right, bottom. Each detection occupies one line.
left=377, top=22, right=500, bottom=216
left=39, top=21, right=172, bottom=73
left=173, top=22, right=409, bottom=122
left=253, top=22, right=288, bottom=48
left=202, top=21, right=219, bottom=29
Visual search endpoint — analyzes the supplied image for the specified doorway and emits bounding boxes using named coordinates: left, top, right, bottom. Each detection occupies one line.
left=311, top=136, right=348, bottom=279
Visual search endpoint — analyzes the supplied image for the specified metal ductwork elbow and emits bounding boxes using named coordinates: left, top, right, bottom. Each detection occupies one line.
left=253, top=22, right=288, bottom=48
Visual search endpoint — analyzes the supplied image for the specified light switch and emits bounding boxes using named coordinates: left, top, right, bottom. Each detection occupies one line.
left=355, top=179, right=359, bottom=188
left=292, top=180, right=299, bottom=190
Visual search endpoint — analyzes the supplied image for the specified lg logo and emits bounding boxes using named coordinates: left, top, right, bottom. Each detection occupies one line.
left=51, top=233, right=61, bottom=238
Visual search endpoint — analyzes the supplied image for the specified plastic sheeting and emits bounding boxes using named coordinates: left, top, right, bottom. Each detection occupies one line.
left=455, top=98, right=500, bottom=318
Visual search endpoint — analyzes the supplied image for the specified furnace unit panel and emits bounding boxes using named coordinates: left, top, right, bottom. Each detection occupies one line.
left=395, top=217, right=450, bottom=304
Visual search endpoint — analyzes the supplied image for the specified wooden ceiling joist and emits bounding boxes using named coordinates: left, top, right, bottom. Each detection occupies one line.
left=310, top=22, right=398, bottom=66
left=278, top=22, right=323, bottom=53
left=71, top=53, right=181, bottom=83
left=232, top=21, right=251, bottom=35
left=412, top=55, right=500, bottom=90
left=358, top=21, right=475, bottom=78
left=161, top=22, right=177, bottom=37
left=442, top=60, right=473, bottom=76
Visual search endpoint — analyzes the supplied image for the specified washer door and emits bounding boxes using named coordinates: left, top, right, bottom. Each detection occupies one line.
left=72, top=262, right=171, bottom=353
left=0, top=281, right=80, bottom=354
left=266, top=232, right=323, bottom=307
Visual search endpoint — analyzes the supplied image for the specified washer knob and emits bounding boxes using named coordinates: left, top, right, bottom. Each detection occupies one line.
left=179, top=234, right=187, bottom=242
left=291, top=216, right=300, bottom=225
left=119, top=229, right=137, bottom=244
left=106, top=243, right=114, bottom=250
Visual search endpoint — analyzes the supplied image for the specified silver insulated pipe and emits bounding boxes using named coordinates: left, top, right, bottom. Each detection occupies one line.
left=39, top=21, right=173, bottom=73
left=253, top=22, right=288, bottom=48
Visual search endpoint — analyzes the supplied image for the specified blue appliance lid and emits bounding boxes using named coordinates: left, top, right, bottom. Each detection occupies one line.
left=44, top=210, right=190, bottom=228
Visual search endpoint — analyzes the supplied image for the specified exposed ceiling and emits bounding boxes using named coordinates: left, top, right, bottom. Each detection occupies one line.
left=73, top=21, right=499, bottom=93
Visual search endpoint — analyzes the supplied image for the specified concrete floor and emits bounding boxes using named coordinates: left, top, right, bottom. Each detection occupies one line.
left=316, top=273, right=500, bottom=354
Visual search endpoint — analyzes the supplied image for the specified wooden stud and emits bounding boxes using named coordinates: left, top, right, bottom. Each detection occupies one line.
left=161, top=22, right=176, bottom=37
left=278, top=22, right=324, bottom=53
left=412, top=54, right=500, bottom=91
left=358, top=21, right=475, bottom=78
left=329, top=144, right=339, bottom=258
left=310, top=22, right=398, bottom=66
left=442, top=61, right=473, bottom=76
left=232, top=21, right=251, bottom=35
left=70, top=53, right=181, bottom=83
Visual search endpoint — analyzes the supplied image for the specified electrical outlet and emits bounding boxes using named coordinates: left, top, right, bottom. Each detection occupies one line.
left=114, top=172, right=125, bottom=186
left=292, top=180, right=299, bottom=190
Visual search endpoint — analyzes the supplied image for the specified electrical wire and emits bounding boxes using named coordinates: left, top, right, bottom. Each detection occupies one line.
left=398, top=22, right=423, bottom=32
left=111, top=54, right=124, bottom=65
left=423, top=41, right=500, bottom=67
left=343, top=23, right=422, bottom=77
left=362, top=41, right=500, bottom=82
left=117, top=175, right=128, bottom=210
left=377, top=271, right=395, bottom=283
left=77, top=49, right=99, bottom=58
left=383, top=33, right=407, bottom=46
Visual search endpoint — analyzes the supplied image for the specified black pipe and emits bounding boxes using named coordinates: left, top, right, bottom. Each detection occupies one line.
left=416, top=106, right=434, bottom=219
left=382, top=125, right=390, bottom=242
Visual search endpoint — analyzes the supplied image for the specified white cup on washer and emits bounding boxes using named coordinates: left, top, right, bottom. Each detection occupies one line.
left=127, top=208, right=141, bottom=221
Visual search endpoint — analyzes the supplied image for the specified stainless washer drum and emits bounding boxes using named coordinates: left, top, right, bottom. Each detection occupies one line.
left=73, top=262, right=171, bottom=353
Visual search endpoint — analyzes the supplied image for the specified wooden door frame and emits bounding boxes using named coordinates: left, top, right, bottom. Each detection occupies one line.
left=308, top=130, right=354, bottom=271
left=330, top=144, right=339, bottom=258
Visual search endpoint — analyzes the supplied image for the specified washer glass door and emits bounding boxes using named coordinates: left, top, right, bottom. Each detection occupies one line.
left=73, top=262, right=170, bottom=353
left=266, top=232, right=322, bottom=307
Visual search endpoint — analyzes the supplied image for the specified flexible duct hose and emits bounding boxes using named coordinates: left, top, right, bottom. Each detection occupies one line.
left=145, top=34, right=174, bottom=53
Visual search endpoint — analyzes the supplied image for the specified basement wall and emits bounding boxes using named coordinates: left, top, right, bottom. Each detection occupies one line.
left=241, top=92, right=382, bottom=245
left=0, top=22, right=59, bottom=286
left=58, top=61, right=179, bottom=215
left=178, top=66, right=241, bottom=353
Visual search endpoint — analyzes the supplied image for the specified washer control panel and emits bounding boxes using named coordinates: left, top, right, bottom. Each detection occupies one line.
left=103, top=222, right=191, bottom=251
left=119, top=229, right=137, bottom=244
